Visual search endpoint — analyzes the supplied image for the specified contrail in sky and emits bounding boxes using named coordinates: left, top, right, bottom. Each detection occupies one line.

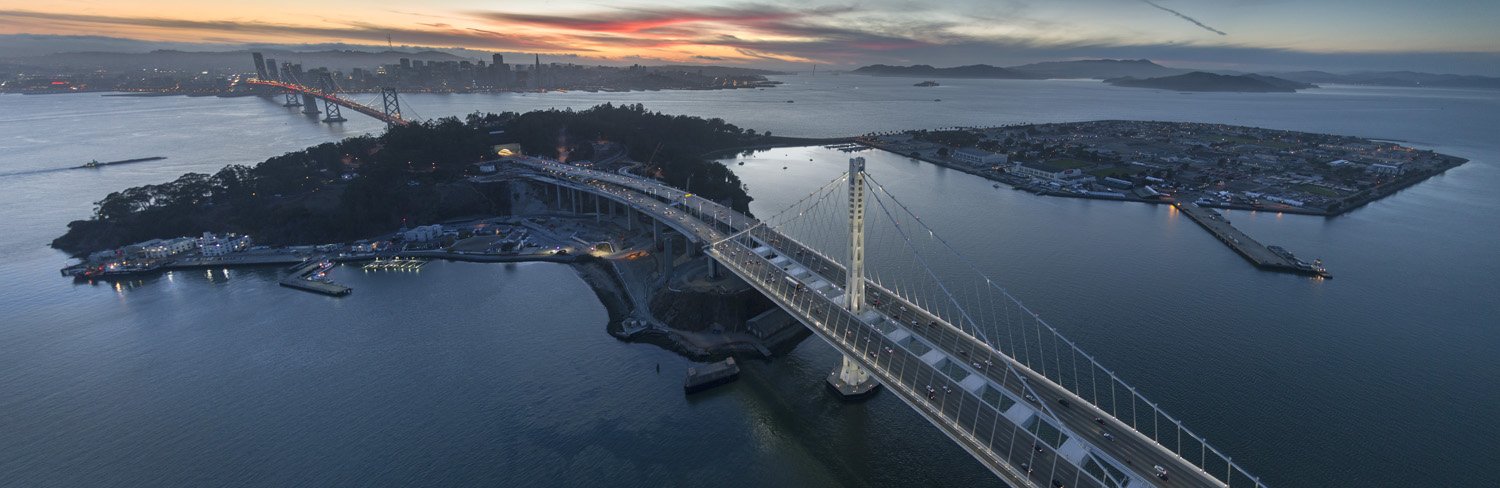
left=1140, top=0, right=1228, bottom=36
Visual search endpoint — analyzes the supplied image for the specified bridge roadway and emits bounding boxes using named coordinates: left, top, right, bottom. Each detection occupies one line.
left=507, top=158, right=1230, bottom=488
left=242, top=79, right=408, bottom=126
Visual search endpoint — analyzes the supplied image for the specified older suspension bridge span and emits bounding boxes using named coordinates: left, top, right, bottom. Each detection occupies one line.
left=483, top=156, right=1269, bottom=488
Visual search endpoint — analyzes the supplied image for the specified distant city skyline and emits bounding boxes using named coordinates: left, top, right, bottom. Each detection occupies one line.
left=1, top=1, right=1498, bottom=75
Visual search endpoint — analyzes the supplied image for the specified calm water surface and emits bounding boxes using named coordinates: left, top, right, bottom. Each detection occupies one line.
left=1, top=75, right=1496, bottom=486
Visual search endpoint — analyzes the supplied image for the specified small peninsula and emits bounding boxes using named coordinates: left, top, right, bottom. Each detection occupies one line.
left=1105, top=72, right=1317, bottom=92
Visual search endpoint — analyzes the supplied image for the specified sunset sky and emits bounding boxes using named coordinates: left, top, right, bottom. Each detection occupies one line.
left=2, top=1, right=1498, bottom=73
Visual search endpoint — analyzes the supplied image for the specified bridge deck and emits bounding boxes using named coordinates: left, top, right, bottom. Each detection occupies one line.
left=504, top=157, right=1241, bottom=488
left=242, top=78, right=407, bottom=126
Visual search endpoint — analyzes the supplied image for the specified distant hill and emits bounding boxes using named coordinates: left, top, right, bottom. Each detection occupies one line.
left=1008, top=59, right=1188, bottom=79
left=1269, top=70, right=1500, bottom=90
left=0, top=49, right=469, bottom=73
left=851, top=64, right=1038, bottom=79
left=1105, top=72, right=1316, bottom=92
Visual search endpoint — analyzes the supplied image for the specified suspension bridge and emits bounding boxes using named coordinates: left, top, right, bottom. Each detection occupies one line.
left=243, top=53, right=407, bottom=126
left=488, top=156, right=1269, bottom=488
left=242, top=78, right=408, bottom=126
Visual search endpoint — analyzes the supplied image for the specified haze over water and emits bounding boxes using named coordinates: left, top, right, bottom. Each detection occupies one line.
left=1, top=75, right=1497, bottom=486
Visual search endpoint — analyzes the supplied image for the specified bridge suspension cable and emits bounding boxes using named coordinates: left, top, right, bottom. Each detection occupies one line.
left=855, top=173, right=1265, bottom=487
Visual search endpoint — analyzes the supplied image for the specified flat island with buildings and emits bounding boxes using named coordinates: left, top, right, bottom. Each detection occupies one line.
left=859, top=120, right=1468, bottom=276
left=859, top=120, right=1466, bottom=216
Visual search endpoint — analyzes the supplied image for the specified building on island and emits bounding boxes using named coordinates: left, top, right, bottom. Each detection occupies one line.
left=403, top=224, right=444, bottom=242
left=1368, top=162, right=1406, bottom=175
left=1008, top=160, right=1083, bottom=181
left=198, top=232, right=251, bottom=256
left=129, top=237, right=196, bottom=259
left=952, top=147, right=1007, bottom=166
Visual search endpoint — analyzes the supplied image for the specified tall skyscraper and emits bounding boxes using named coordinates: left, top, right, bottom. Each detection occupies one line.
left=251, top=52, right=268, bottom=79
left=533, top=54, right=542, bottom=89
left=492, top=53, right=504, bottom=66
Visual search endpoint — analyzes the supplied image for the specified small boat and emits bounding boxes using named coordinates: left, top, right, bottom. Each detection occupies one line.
left=785, top=100, right=794, bottom=103
left=78, top=156, right=166, bottom=169
left=993, top=183, right=1001, bottom=188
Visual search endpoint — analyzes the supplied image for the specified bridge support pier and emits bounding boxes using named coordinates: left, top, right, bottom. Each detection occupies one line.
left=282, top=91, right=301, bottom=107
left=301, top=94, right=320, bottom=114
left=554, top=184, right=562, bottom=211
left=827, top=355, right=880, bottom=399
left=660, top=230, right=675, bottom=280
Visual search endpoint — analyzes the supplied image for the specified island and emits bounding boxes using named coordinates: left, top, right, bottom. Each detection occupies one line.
left=858, top=120, right=1468, bottom=276
left=52, top=103, right=780, bottom=256
left=54, top=104, right=855, bottom=361
left=1104, top=72, right=1317, bottom=92
left=852, top=59, right=1187, bottom=80
left=852, top=64, right=1038, bottom=79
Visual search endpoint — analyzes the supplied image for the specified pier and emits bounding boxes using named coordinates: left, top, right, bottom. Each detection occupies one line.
left=361, top=257, right=429, bottom=271
left=279, top=257, right=352, bottom=296
left=684, top=357, right=740, bottom=393
left=1175, top=202, right=1331, bottom=278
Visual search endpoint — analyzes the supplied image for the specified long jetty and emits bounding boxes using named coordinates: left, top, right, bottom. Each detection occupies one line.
left=279, top=257, right=352, bottom=296
left=1175, top=202, right=1331, bottom=278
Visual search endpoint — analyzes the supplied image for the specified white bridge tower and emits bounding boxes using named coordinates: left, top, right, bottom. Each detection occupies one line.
left=828, top=156, right=879, bottom=398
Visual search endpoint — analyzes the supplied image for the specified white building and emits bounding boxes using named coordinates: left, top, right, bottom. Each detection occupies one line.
left=1264, top=195, right=1306, bottom=207
left=403, top=224, right=444, bottom=242
left=1368, top=162, right=1406, bottom=175
left=198, top=232, right=251, bottom=256
left=134, top=237, right=196, bottom=259
left=952, top=147, right=1007, bottom=166
left=1009, top=161, right=1082, bottom=181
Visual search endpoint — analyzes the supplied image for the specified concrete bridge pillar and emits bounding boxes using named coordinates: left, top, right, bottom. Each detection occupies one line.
left=554, top=184, right=563, bottom=211
left=652, top=219, right=661, bottom=245
left=660, top=230, right=676, bottom=280
left=300, top=94, right=320, bottom=114
left=708, top=257, right=721, bottom=279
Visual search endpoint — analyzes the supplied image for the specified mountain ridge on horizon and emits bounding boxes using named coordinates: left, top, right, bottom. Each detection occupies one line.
left=1, top=34, right=1496, bottom=89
